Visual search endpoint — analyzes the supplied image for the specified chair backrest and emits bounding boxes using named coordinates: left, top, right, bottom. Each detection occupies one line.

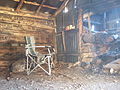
left=25, top=36, right=36, bottom=56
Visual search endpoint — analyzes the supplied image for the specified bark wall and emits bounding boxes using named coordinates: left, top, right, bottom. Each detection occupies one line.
left=0, top=12, right=55, bottom=68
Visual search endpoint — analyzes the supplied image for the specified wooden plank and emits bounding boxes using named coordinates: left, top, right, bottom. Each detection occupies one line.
left=104, top=57, right=120, bottom=71
left=62, top=31, right=66, bottom=52
left=0, top=19, right=55, bottom=30
left=16, top=0, right=25, bottom=12
left=14, top=0, right=57, bottom=10
left=53, top=0, right=70, bottom=16
left=0, top=12, right=55, bottom=30
left=106, top=59, right=120, bottom=64
left=104, top=64, right=120, bottom=70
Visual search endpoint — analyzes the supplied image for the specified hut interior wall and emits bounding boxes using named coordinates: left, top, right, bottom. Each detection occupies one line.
left=0, top=9, right=55, bottom=68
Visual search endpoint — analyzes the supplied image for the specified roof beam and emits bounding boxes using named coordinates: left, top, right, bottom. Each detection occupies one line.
left=16, top=0, right=25, bottom=12
left=36, top=0, right=46, bottom=14
left=53, top=0, right=70, bottom=17
left=0, top=7, right=54, bottom=20
left=14, top=0, right=57, bottom=10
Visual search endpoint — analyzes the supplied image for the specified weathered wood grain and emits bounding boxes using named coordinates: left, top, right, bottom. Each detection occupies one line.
left=0, top=12, right=55, bottom=67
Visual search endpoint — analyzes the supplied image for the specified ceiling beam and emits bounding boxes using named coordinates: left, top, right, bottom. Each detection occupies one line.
left=53, top=0, right=70, bottom=17
left=36, top=0, right=46, bottom=14
left=14, top=0, right=57, bottom=10
left=16, top=0, right=25, bottom=12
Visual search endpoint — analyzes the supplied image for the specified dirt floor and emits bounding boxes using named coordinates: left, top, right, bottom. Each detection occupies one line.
left=0, top=63, right=120, bottom=90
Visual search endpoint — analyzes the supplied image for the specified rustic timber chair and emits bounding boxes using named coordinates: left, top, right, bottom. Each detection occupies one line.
left=25, top=36, right=55, bottom=75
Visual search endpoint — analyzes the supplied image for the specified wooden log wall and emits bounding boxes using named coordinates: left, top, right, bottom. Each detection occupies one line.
left=0, top=12, right=55, bottom=68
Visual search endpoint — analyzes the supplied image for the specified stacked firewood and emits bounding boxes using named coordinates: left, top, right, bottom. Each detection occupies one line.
left=80, top=31, right=118, bottom=68
left=80, top=32, right=97, bottom=68
left=81, top=43, right=96, bottom=63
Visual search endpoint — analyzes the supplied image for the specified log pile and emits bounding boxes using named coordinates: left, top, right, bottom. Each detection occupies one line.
left=81, top=30, right=120, bottom=73
left=80, top=31, right=96, bottom=67
left=80, top=31, right=117, bottom=68
left=81, top=42, right=97, bottom=68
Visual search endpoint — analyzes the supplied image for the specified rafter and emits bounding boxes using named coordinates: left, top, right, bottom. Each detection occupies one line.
left=14, top=0, right=57, bottom=10
left=53, top=0, right=70, bottom=17
left=36, top=0, right=46, bottom=14
left=16, top=0, right=25, bottom=12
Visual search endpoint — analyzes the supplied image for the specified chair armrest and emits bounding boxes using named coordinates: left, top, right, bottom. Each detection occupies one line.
left=34, top=46, right=51, bottom=48
left=25, top=45, right=51, bottom=48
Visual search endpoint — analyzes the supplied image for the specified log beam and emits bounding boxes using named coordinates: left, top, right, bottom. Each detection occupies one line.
left=16, top=0, right=25, bottom=12
left=53, top=0, right=70, bottom=17
left=14, top=0, right=57, bottom=10
left=78, top=9, right=83, bottom=62
left=0, top=7, right=54, bottom=20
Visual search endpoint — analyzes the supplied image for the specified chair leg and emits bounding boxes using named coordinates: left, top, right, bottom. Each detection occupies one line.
left=26, top=55, right=37, bottom=75
left=26, top=56, right=29, bottom=75
left=48, top=56, right=51, bottom=75
left=26, top=55, right=52, bottom=76
left=51, top=56, right=55, bottom=68
left=37, top=56, right=51, bottom=75
left=29, top=64, right=39, bottom=75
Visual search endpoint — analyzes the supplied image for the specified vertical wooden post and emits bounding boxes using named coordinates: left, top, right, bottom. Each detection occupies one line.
left=88, top=12, right=92, bottom=31
left=53, top=19, right=58, bottom=63
left=16, top=0, right=25, bottom=12
left=78, top=9, right=83, bottom=62
left=62, top=31, right=66, bottom=52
